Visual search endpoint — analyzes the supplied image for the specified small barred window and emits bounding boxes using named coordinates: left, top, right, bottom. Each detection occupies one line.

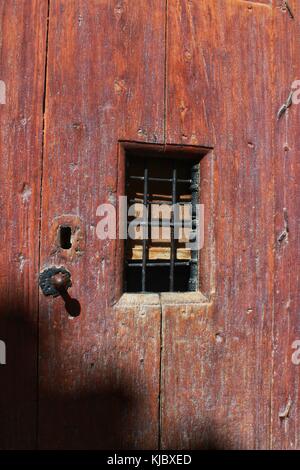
left=124, top=151, right=199, bottom=293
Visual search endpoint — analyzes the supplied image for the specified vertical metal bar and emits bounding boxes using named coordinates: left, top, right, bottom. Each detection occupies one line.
left=142, top=161, right=149, bottom=292
left=188, top=163, right=199, bottom=291
left=169, top=162, right=177, bottom=291
left=124, top=159, right=131, bottom=293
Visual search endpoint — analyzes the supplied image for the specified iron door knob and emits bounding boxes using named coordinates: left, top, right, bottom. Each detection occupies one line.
left=51, top=272, right=70, bottom=291
left=39, top=267, right=72, bottom=297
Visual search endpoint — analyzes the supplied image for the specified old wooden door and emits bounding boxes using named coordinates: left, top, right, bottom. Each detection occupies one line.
left=1, top=0, right=300, bottom=449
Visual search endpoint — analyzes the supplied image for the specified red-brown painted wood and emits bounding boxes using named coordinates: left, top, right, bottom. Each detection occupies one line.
left=272, top=0, right=300, bottom=449
left=162, top=0, right=275, bottom=449
left=245, top=0, right=271, bottom=5
left=0, top=0, right=48, bottom=449
left=1, top=0, right=300, bottom=450
left=38, top=0, right=165, bottom=449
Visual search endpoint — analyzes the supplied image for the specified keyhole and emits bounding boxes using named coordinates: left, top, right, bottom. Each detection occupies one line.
left=59, top=226, right=72, bottom=249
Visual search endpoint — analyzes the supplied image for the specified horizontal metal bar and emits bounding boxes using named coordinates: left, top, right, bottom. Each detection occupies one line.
left=129, top=198, right=191, bottom=206
left=126, top=261, right=195, bottom=267
left=129, top=176, right=191, bottom=184
left=127, top=220, right=192, bottom=228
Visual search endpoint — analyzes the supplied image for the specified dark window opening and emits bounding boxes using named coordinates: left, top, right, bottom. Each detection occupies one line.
left=124, top=151, right=199, bottom=293
left=59, top=226, right=72, bottom=249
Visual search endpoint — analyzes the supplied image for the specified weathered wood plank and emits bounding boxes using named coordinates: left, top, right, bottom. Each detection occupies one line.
left=244, top=0, right=271, bottom=5
left=162, top=0, right=275, bottom=449
left=0, top=0, right=48, bottom=449
left=271, top=0, right=300, bottom=449
left=38, top=0, right=165, bottom=449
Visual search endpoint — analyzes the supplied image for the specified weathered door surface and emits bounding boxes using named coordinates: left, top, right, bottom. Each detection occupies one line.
left=1, top=0, right=300, bottom=449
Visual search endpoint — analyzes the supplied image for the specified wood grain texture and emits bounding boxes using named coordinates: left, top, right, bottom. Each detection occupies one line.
left=163, top=0, right=275, bottom=449
left=0, top=0, right=48, bottom=449
left=1, top=0, right=299, bottom=451
left=38, top=0, right=165, bottom=449
left=271, top=0, right=300, bottom=449
left=244, top=0, right=271, bottom=5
